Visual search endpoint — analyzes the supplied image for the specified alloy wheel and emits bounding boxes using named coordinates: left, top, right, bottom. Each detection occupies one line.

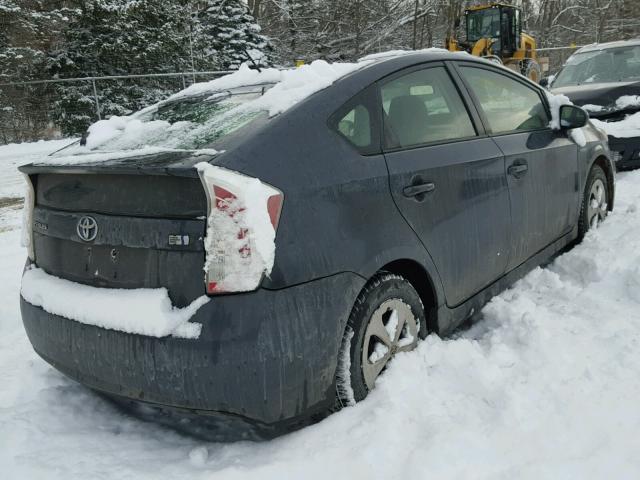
left=587, top=178, right=607, bottom=229
left=361, top=298, right=419, bottom=390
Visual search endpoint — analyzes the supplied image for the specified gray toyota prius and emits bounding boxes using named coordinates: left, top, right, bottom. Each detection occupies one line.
left=19, top=51, right=614, bottom=437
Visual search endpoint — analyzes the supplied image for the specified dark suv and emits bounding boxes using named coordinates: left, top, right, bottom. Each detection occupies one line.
left=20, top=52, right=614, bottom=436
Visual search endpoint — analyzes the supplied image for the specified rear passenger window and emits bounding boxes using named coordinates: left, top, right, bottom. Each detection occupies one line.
left=337, top=104, right=371, bottom=148
left=459, top=66, right=549, bottom=134
left=330, top=86, right=379, bottom=155
left=380, top=66, right=476, bottom=149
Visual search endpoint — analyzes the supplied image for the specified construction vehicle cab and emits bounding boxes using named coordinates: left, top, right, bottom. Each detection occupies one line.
left=448, top=3, right=543, bottom=82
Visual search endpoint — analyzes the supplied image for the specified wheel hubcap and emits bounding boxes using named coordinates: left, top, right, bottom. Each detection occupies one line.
left=361, top=299, right=419, bottom=390
left=587, top=179, right=607, bottom=229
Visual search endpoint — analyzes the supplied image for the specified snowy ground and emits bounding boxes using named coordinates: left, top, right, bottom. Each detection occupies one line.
left=2, top=140, right=640, bottom=479
left=0, top=139, right=74, bottom=233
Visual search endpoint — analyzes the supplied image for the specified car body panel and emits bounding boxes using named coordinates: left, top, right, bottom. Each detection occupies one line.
left=385, top=138, right=510, bottom=307
left=493, top=130, right=579, bottom=270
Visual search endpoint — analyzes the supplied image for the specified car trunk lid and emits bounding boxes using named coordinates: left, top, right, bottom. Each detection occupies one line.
left=20, top=153, right=211, bottom=308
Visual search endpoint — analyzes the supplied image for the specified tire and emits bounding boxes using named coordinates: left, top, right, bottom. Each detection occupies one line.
left=336, top=272, right=427, bottom=406
left=578, top=164, right=609, bottom=239
left=523, top=59, right=541, bottom=83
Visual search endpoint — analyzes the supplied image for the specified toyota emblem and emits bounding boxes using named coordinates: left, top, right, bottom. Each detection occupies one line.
left=76, top=216, right=98, bottom=242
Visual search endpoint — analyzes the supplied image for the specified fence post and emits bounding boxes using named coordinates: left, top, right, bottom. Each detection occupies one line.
left=182, top=75, right=186, bottom=89
left=92, top=79, right=101, bottom=120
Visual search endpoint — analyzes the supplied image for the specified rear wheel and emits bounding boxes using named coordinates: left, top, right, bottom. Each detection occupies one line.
left=336, top=273, right=427, bottom=405
left=578, top=164, right=609, bottom=238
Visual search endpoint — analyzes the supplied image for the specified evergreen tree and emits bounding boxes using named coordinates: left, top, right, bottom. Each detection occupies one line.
left=196, top=0, right=271, bottom=70
left=48, top=0, right=200, bottom=135
left=0, top=1, right=75, bottom=142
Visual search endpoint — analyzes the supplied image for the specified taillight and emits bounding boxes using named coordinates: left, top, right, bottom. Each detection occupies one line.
left=22, top=174, right=35, bottom=261
left=196, top=163, right=283, bottom=294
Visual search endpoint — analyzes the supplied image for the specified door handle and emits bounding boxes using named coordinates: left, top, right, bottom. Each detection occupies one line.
left=508, top=160, right=528, bottom=178
left=403, top=182, right=435, bottom=197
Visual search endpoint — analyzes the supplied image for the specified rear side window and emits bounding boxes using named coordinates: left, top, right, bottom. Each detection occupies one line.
left=380, top=66, right=476, bottom=149
left=330, top=86, right=379, bottom=155
left=459, top=66, right=549, bottom=134
left=337, top=104, right=371, bottom=148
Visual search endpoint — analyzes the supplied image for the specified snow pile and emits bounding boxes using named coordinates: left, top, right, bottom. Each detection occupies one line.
left=546, top=92, right=587, bottom=146
left=615, top=95, right=640, bottom=110
left=582, top=103, right=605, bottom=113
left=252, top=60, right=367, bottom=116
left=169, top=60, right=367, bottom=117
left=84, top=115, right=133, bottom=148
left=196, top=162, right=279, bottom=291
left=546, top=92, right=572, bottom=130
left=20, top=267, right=208, bottom=338
left=591, top=111, right=640, bottom=139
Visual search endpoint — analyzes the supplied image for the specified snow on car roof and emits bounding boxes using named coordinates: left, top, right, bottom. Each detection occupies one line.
left=166, top=48, right=456, bottom=115
left=166, top=60, right=368, bottom=117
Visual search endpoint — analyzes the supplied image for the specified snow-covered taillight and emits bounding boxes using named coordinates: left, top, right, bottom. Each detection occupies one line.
left=196, top=163, right=283, bottom=294
left=22, top=174, right=35, bottom=261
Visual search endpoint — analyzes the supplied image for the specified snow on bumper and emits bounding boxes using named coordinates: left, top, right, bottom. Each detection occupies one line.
left=20, top=267, right=208, bottom=338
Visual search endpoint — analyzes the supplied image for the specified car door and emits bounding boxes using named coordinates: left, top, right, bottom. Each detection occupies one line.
left=455, top=63, right=579, bottom=270
left=381, top=63, right=511, bottom=307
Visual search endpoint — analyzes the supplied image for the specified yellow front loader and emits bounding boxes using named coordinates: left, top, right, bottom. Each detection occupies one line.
left=447, top=3, right=544, bottom=82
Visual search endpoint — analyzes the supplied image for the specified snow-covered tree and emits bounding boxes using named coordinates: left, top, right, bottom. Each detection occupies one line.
left=47, top=0, right=203, bottom=135
left=0, top=0, right=75, bottom=142
left=196, top=0, right=271, bottom=70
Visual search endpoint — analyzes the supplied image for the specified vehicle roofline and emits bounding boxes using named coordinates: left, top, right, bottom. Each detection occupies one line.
left=575, top=38, right=640, bottom=54
left=166, top=52, right=494, bottom=103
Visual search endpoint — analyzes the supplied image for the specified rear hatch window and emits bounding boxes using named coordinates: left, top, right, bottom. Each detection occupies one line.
left=53, top=84, right=272, bottom=157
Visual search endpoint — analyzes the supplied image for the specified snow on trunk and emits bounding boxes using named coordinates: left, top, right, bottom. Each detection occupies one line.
left=20, top=267, right=208, bottom=338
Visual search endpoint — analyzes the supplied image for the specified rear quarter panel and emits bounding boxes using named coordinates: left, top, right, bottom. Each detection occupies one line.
left=212, top=73, right=445, bottom=304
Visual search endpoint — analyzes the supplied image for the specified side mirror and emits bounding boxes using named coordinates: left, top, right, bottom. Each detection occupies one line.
left=560, top=105, right=588, bottom=129
left=539, top=77, right=549, bottom=88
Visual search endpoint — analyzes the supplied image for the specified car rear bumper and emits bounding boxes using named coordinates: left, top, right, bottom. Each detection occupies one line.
left=21, top=271, right=365, bottom=431
left=608, top=136, right=640, bottom=170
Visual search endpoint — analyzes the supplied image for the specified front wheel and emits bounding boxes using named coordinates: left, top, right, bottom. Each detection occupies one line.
left=578, top=164, right=609, bottom=238
left=336, top=273, right=426, bottom=406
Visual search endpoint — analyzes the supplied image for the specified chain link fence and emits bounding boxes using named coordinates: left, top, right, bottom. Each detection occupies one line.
left=0, top=45, right=585, bottom=146
left=0, top=71, right=232, bottom=145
